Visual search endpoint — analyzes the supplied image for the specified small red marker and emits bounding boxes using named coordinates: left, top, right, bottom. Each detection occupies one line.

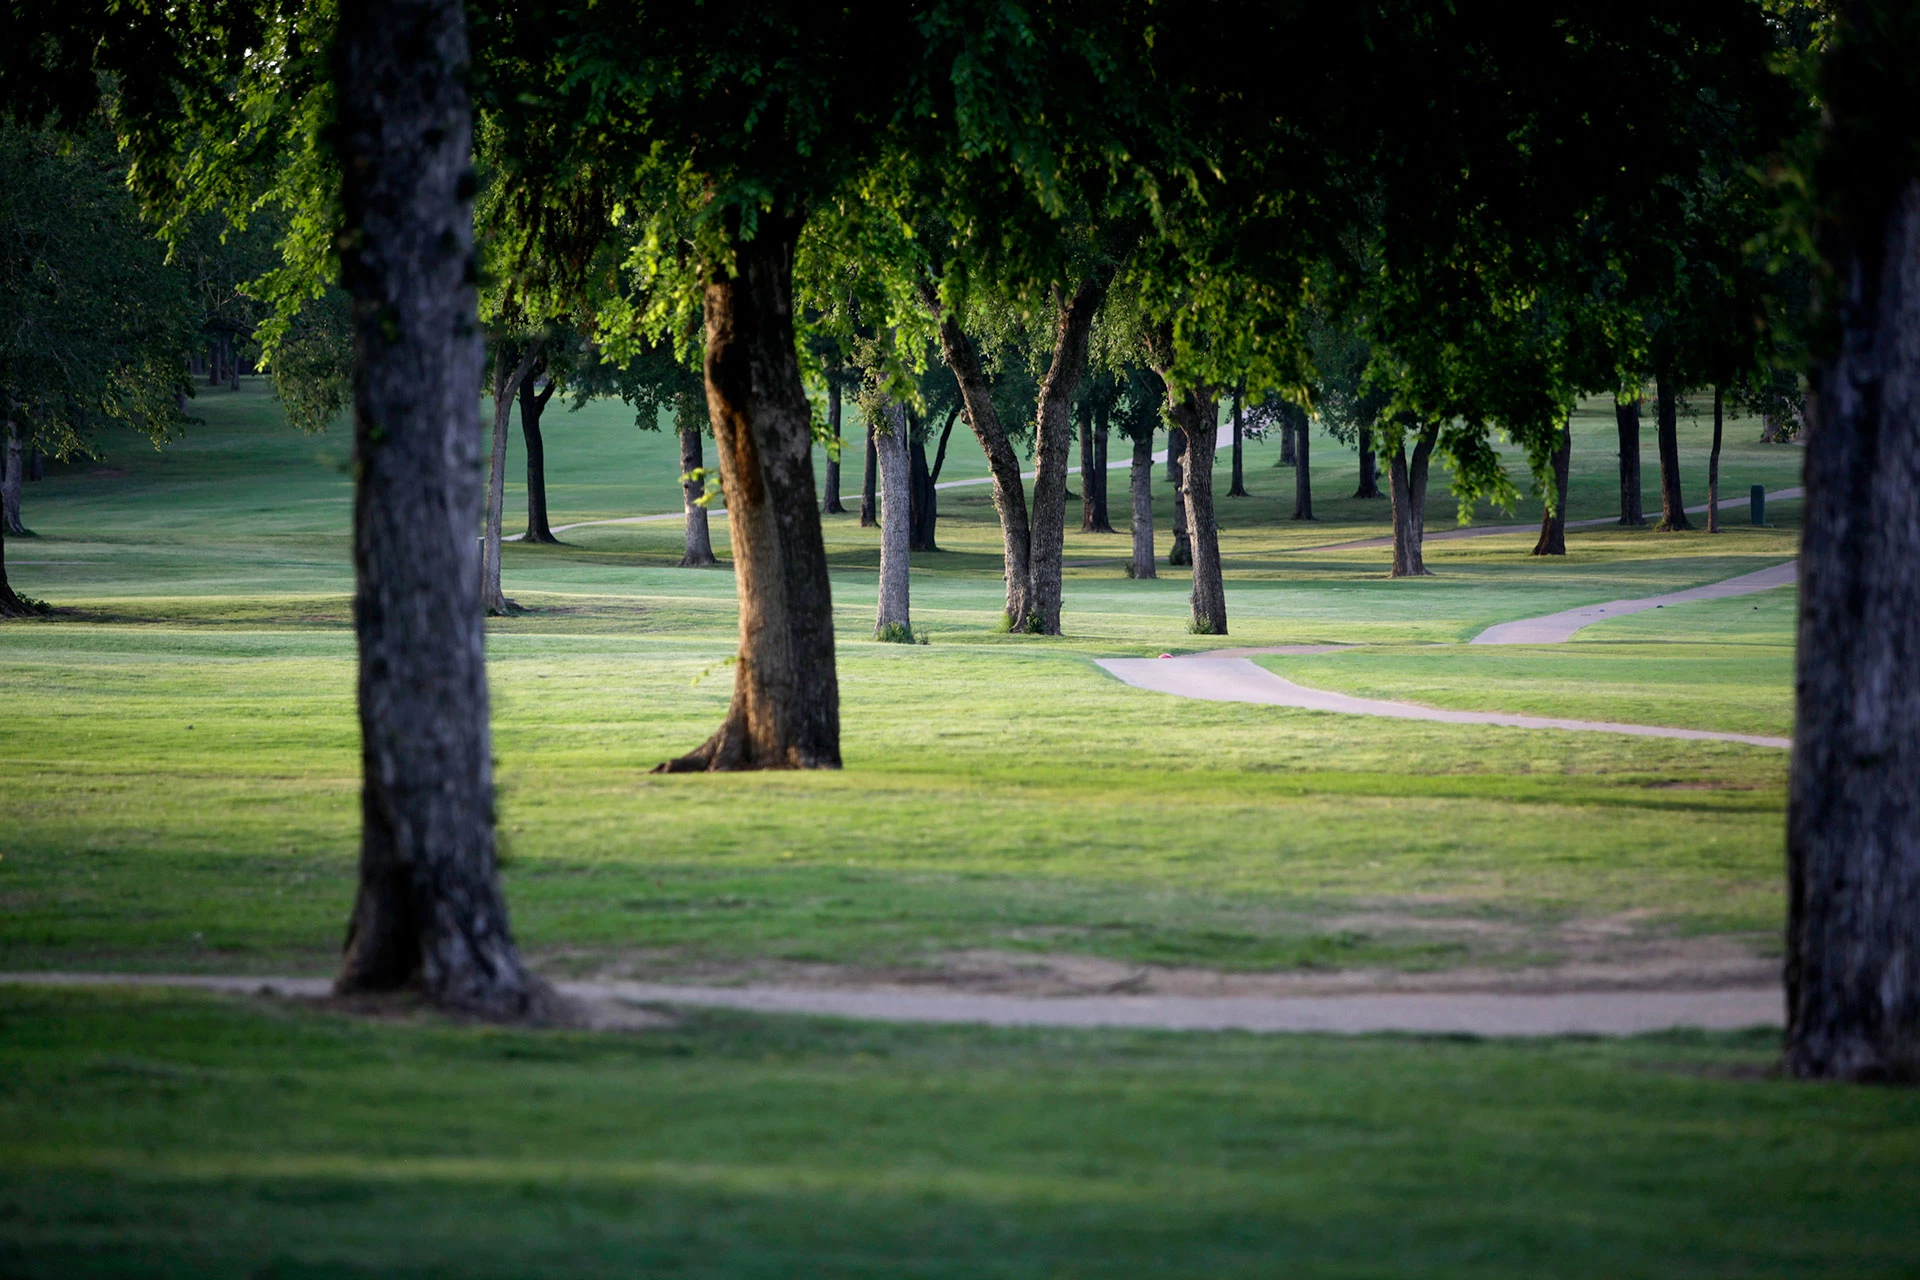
left=1158, top=653, right=1173, bottom=659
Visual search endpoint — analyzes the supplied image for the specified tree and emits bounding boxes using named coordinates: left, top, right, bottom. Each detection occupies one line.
left=518, top=351, right=560, bottom=544
left=1785, top=0, right=1920, bottom=1082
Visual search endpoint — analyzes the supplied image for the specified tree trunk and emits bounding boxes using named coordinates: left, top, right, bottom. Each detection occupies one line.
left=1170, top=386, right=1228, bottom=633
left=1089, top=408, right=1115, bottom=532
left=519, top=369, right=558, bottom=544
left=1706, top=385, right=1724, bottom=534
left=1166, top=426, right=1191, bottom=565
left=822, top=379, right=847, bottom=514
left=229, top=333, right=241, bottom=391
left=1532, top=411, right=1572, bottom=556
left=858, top=422, right=878, bottom=527
left=1654, top=369, right=1691, bottom=530
left=1353, top=425, right=1382, bottom=498
left=331, top=0, right=549, bottom=1021
left=659, top=216, right=840, bottom=772
left=1079, top=404, right=1098, bottom=530
left=1279, top=415, right=1297, bottom=466
left=938, top=313, right=1033, bottom=628
left=0, top=509, right=34, bottom=617
left=1129, top=432, right=1156, bottom=579
left=481, top=338, right=542, bottom=615
left=1024, top=278, right=1106, bottom=635
left=1293, top=411, right=1315, bottom=520
left=678, top=426, right=717, bottom=567
left=1228, top=386, right=1249, bottom=497
left=1787, top=173, right=1920, bottom=1084
left=1388, top=426, right=1439, bottom=576
left=907, top=422, right=937, bottom=552
left=2, top=424, right=23, bottom=536
left=873, top=401, right=912, bottom=639
left=1615, top=394, right=1646, bottom=525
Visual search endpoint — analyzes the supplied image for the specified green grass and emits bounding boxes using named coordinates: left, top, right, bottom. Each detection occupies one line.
left=3, top=986, right=1916, bottom=1280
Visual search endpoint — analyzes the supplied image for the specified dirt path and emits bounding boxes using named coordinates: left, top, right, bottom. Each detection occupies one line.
left=0, top=972, right=1781, bottom=1036
left=1471, top=560, right=1797, bottom=644
left=1299, top=486, right=1804, bottom=553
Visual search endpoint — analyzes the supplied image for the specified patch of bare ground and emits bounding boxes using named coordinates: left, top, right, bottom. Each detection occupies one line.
left=546, top=912, right=1775, bottom=999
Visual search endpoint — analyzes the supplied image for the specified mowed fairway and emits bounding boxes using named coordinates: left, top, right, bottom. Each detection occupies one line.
left=9, top=383, right=1908, bottom=1279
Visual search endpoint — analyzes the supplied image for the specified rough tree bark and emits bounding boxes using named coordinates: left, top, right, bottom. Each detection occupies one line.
left=2, top=424, right=23, bottom=535
left=1167, top=384, right=1227, bottom=633
left=331, top=0, right=549, bottom=1020
left=937, top=313, right=1033, bottom=627
left=1786, top=167, right=1920, bottom=1083
left=1228, top=386, right=1248, bottom=497
left=1128, top=432, right=1156, bottom=578
left=873, top=401, right=912, bottom=638
left=1706, top=385, right=1724, bottom=534
left=658, top=215, right=840, bottom=772
left=1089, top=407, right=1114, bottom=532
left=1166, top=426, right=1191, bottom=565
left=0, top=513, right=31, bottom=617
left=822, top=378, right=847, bottom=514
left=1615, top=394, right=1646, bottom=525
left=1279, top=415, right=1297, bottom=466
left=1293, top=410, right=1315, bottom=521
left=858, top=422, right=878, bottom=528
left=1353, top=425, right=1382, bottom=499
left=1023, top=278, right=1106, bottom=635
left=481, top=337, right=543, bottom=615
left=678, top=425, right=717, bottom=567
left=1532, top=412, right=1572, bottom=556
left=518, top=364, right=557, bottom=544
left=1388, top=425, right=1439, bottom=576
left=1653, top=369, right=1691, bottom=530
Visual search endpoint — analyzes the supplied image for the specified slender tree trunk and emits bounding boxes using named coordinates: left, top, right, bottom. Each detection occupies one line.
left=1787, top=172, right=1920, bottom=1084
left=1707, top=385, right=1724, bottom=534
left=659, top=216, right=840, bottom=772
left=1170, top=386, right=1227, bottom=633
left=873, top=401, right=912, bottom=639
left=481, top=338, right=543, bottom=615
left=1616, top=394, right=1646, bottom=525
left=1167, top=426, right=1191, bottom=565
left=859, top=422, right=878, bottom=527
left=937, top=313, right=1034, bottom=628
left=229, top=333, right=241, bottom=391
left=1024, top=278, right=1106, bottom=635
left=1293, top=411, right=1315, bottom=520
left=331, top=0, right=548, bottom=1020
left=1229, top=386, right=1249, bottom=497
left=2, top=424, right=23, bottom=536
left=519, top=370, right=557, bottom=544
left=1532, top=411, right=1572, bottom=556
left=1654, top=369, right=1691, bottom=530
left=1079, top=405, right=1098, bottom=530
left=1129, top=432, right=1156, bottom=578
left=822, top=379, right=847, bottom=514
left=1090, top=409, right=1115, bottom=532
left=1353, top=425, right=1382, bottom=498
left=678, top=426, right=717, bottom=567
left=908, top=420, right=938, bottom=552
left=1388, top=426, right=1439, bottom=576
left=1279, top=415, right=1297, bottom=466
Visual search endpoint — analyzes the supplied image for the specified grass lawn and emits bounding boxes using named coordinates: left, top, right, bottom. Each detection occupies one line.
left=3, top=986, right=1917, bottom=1280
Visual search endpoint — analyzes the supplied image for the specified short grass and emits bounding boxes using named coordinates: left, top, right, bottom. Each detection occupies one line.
left=3, top=986, right=1916, bottom=1280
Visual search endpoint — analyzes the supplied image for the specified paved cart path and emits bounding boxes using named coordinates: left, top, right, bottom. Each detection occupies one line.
left=1471, top=560, right=1798, bottom=645
left=0, top=972, right=1781, bottom=1037
left=1299, top=486, right=1803, bottom=553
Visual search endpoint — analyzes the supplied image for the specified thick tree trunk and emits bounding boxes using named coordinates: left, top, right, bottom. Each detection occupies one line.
left=1353, top=426, right=1382, bottom=499
left=481, top=338, right=542, bottom=615
left=1024, top=278, right=1106, bottom=635
left=1293, top=411, right=1315, bottom=520
left=660, top=217, right=840, bottom=772
left=1615, top=395, right=1646, bottom=525
left=519, top=370, right=557, bottom=544
left=2, top=424, right=23, bottom=536
left=1706, top=385, right=1724, bottom=534
left=678, top=426, right=717, bottom=567
left=1169, top=386, right=1228, bottom=633
left=1279, top=416, right=1297, bottom=466
left=1653, top=370, right=1691, bottom=530
left=331, top=0, right=548, bottom=1020
left=1228, top=387, right=1248, bottom=497
left=1089, top=410, right=1115, bottom=532
left=1532, top=412, right=1572, bottom=556
left=859, top=424, right=878, bottom=527
left=938, top=313, right=1033, bottom=628
left=0, top=515, right=33, bottom=617
left=822, top=379, right=847, bottom=514
left=1388, top=426, right=1439, bottom=576
left=1787, top=175, right=1920, bottom=1084
left=873, top=401, right=912, bottom=639
left=1128, top=432, right=1156, bottom=578
left=1166, top=426, right=1191, bottom=565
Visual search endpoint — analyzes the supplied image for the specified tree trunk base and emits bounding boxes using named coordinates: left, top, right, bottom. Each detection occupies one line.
left=522, top=528, right=561, bottom=545
left=1654, top=516, right=1694, bottom=533
left=484, top=594, right=524, bottom=617
left=678, top=550, right=719, bottom=567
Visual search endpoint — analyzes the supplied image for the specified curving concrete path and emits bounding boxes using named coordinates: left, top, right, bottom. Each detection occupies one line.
left=0, top=972, right=1782, bottom=1037
left=1302, top=486, right=1804, bottom=553
left=1471, top=561, right=1797, bottom=645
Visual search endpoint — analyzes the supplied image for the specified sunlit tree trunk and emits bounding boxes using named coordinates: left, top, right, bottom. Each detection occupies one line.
left=1128, top=432, right=1156, bottom=579
left=1024, top=278, right=1105, bottom=635
left=678, top=424, right=716, bottom=567
left=873, top=401, right=912, bottom=638
left=938, top=314, right=1032, bottom=628
left=481, top=338, right=542, bottom=615
left=1169, top=385, right=1227, bottom=633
